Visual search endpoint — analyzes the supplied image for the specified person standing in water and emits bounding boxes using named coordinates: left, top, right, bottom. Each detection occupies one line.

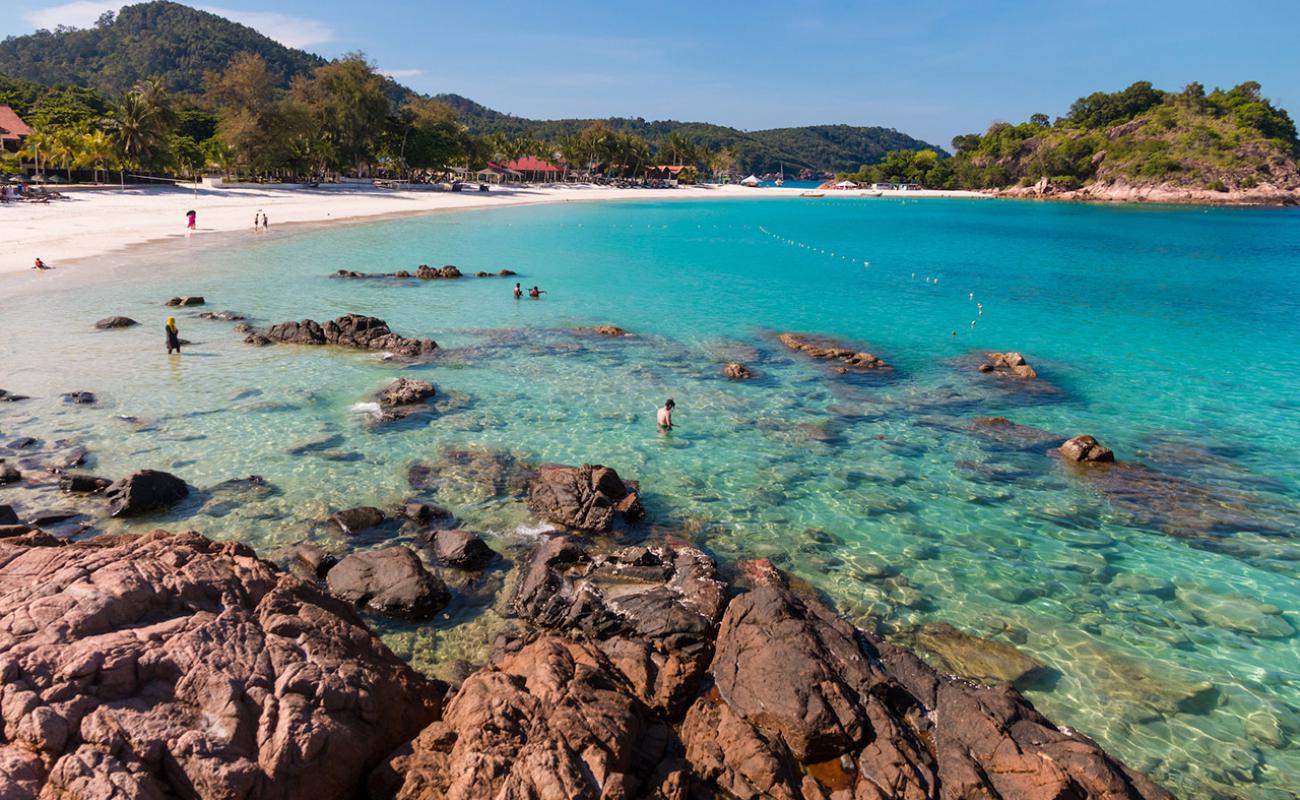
left=261, top=211, right=269, bottom=231
left=529, top=286, right=545, bottom=299
left=165, top=317, right=181, bottom=354
left=513, top=282, right=522, bottom=299
left=657, top=398, right=676, bottom=430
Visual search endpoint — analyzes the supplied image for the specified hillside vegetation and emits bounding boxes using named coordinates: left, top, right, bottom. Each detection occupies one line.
left=839, top=81, right=1300, bottom=198
left=0, top=1, right=939, bottom=175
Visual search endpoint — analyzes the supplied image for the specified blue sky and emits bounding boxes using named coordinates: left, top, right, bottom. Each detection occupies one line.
left=6, top=0, right=1300, bottom=148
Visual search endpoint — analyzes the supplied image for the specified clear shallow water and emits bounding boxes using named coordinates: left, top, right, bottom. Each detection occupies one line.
left=2, top=196, right=1300, bottom=797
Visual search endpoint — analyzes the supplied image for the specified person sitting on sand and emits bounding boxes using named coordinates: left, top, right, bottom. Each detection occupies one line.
left=513, top=282, right=522, bottom=299
left=529, top=286, right=545, bottom=299
left=165, top=316, right=181, bottom=355
left=32, top=257, right=50, bottom=270
left=657, top=398, right=676, bottom=430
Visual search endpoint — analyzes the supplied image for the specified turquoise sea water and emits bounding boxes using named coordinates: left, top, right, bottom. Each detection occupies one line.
left=2, top=195, right=1299, bottom=797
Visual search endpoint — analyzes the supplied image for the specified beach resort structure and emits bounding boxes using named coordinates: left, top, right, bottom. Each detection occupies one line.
left=0, top=104, right=31, bottom=155
left=506, top=156, right=563, bottom=182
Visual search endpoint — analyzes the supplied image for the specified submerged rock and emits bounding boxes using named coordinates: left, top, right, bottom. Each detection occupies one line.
left=326, top=545, right=449, bottom=620
left=1060, top=434, right=1117, bottom=463
left=330, top=506, right=386, bottom=535
left=779, top=332, right=890, bottom=370
left=93, top=316, right=137, bottom=329
left=980, top=350, right=1039, bottom=379
left=104, top=469, right=188, bottom=517
left=576, top=324, right=632, bottom=337
left=0, top=530, right=441, bottom=799
left=0, top=505, right=18, bottom=526
left=256, top=314, right=437, bottom=359
left=427, top=529, right=495, bottom=570
left=0, top=389, right=30, bottom=402
left=0, top=463, right=19, bottom=484
left=723, top=361, right=755, bottom=380
left=164, top=295, right=205, bottom=306
left=914, top=621, right=1046, bottom=684
left=197, top=309, right=246, bottom=321
left=526, top=463, right=644, bottom=533
left=60, top=391, right=96, bottom=405
left=58, top=474, right=111, bottom=494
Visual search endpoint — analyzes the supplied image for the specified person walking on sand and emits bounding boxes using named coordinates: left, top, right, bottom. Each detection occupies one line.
left=657, top=398, right=676, bottom=430
left=165, top=316, right=182, bottom=355
left=186, top=210, right=196, bottom=231
left=513, top=282, right=522, bottom=299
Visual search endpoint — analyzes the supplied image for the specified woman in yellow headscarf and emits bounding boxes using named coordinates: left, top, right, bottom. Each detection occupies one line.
left=165, top=316, right=181, bottom=354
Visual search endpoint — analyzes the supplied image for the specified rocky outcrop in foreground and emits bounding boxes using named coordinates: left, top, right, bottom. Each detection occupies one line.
left=376, top=539, right=1172, bottom=800
left=0, top=531, right=441, bottom=800
left=249, top=314, right=437, bottom=359
left=780, top=332, right=890, bottom=372
left=527, top=463, right=644, bottom=533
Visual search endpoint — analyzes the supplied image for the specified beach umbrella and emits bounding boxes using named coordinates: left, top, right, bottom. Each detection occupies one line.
left=740, top=175, right=760, bottom=186
left=836, top=180, right=858, bottom=189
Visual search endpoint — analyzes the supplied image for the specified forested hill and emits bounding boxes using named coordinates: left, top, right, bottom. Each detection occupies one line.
left=0, top=1, right=942, bottom=174
left=435, top=93, right=942, bottom=173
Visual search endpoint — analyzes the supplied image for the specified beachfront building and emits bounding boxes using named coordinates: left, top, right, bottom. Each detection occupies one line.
left=480, top=162, right=525, bottom=184
left=506, top=156, right=563, bottom=183
left=0, top=105, right=32, bottom=155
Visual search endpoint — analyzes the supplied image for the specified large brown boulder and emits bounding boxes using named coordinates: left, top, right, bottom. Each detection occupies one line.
left=980, top=351, right=1039, bottom=379
left=104, top=469, right=188, bottom=517
left=0, top=530, right=441, bottom=800
left=260, top=315, right=437, bottom=359
left=374, top=378, right=437, bottom=422
left=415, top=265, right=461, bottom=280
left=680, top=568, right=1172, bottom=800
left=371, top=636, right=682, bottom=800
left=509, top=537, right=726, bottom=714
left=1060, top=435, right=1117, bottom=463
left=723, top=361, right=755, bottom=380
left=779, top=332, right=890, bottom=370
left=427, top=529, right=494, bottom=570
left=527, top=464, right=644, bottom=533
left=326, top=546, right=450, bottom=620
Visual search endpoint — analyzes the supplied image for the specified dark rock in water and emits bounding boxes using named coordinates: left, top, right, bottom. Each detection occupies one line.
left=331, top=506, right=386, bottom=534
left=8, top=437, right=39, bottom=449
left=29, top=510, right=80, bottom=527
left=779, top=331, right=890, bottom=370
left=292, top=541, right=339, bottom=578
left=527, top=463, right=644, bottom=533
left=0, top=530, right=442, bottom=799
left=198, top=309, right=246, bottom=321
left=326, top=545, right=449, bottom=620
left=336, top=269, right=369, bottom=278
left=59, top=474, right=111, bottom=494
left=1060, top=434, right=1116, bottom=463
left=427, top=529, right=494, bottom=570
left=407, top=447, right=536, bottom=503
left=233, top=322, right=256, bottom=334
left=576, top=324, right=632, bottom=337
left=723, top=361, right=755, bottom=380
left=209, top=474, right=274, bottom=494
left=164, top=295, right=205, bottom=306
left=321, top=450, right=365, bottom=462
left=473, top=271, right=490, bottom=277
left=287, top=433, right=345, bottom=455
left=94, top=316, right=137, bottom=329
left=510, top=536, right=726, bottom=714
left=394, top=501, right=454, bottom=527
left=415, top=264, right=461, bottom=279
left=0, top=389, right=30, bottom=402
left=258, top=314, right=437, bottom=358
left=969, top=416, right=1065, bottom=449
left=61, top=391, right=96, bottom=405
left=498, top=268, right=517, bottom=276
left=244, top=332, right=273, bottom=346
left=104, top=469, right=189, bottom=517
left=914, top=621, right=1046, bottom=684
left=44, top=444, right=89, bottom=471
left=0, top=505, right=18, bottom=526
left=0, top=463, right=20, bottom=484
left=373, top=378, right=438, bottom=421
left=981, top=350, right=1039, bottom=379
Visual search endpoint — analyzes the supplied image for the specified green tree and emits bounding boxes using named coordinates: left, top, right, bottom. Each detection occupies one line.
left=106, top=90, right=168, bottom=172
left=78, top=128, right=118, bottom=182
left=291, top=53, right=391, bottom=174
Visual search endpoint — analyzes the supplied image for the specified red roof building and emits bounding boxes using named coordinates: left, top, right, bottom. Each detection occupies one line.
left=0, top=105, right=32, bottom=153
left=506, top=156, right=561, bottom=174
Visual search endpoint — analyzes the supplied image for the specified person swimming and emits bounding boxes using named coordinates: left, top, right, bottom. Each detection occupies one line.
left=165, top=316, right=181, bottom=354
left=513, top=282, right=522, bottom=299
left=657, top=398, right=676, bottom=430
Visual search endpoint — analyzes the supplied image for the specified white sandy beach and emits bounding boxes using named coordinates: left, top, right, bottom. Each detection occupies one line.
left=0, top=182, right=986, bottom=276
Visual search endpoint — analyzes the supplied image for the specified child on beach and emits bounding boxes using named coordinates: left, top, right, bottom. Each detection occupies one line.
left=165, top=317, right=181, bottom=354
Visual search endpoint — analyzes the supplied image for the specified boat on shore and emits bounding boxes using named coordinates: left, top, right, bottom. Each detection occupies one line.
left=800, top=190, right=824, bottom=198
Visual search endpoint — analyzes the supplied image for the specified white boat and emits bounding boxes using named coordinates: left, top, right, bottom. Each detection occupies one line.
left=800, top=190, right=824, bottom=198
left=860, top=190, right=883, bottom=197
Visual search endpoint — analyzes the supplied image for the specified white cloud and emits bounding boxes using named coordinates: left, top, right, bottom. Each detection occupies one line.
left=199, top=7, right=335, bottom=49
left=24, top=1, right=120, bottom=31
left=378, top=69, right=423, bottom=79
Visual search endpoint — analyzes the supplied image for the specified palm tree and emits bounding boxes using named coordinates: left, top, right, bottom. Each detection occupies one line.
left=18, top=130, right=52, bottom=178
left=106, top=91, right=165, bottom=175
left=79, top=130, right=118, bottom=183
